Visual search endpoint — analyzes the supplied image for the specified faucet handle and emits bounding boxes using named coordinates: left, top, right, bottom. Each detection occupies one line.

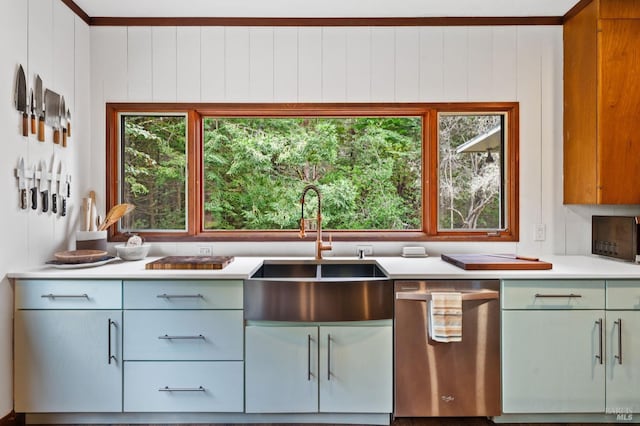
left=299, top=218, right=307, bottom=238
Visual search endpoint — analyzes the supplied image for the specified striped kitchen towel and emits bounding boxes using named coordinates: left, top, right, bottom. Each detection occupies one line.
left=428, top=292, right=462, bottom=343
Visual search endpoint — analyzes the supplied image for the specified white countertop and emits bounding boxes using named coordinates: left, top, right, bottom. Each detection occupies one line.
left=7, top=254, right=640, bottom=280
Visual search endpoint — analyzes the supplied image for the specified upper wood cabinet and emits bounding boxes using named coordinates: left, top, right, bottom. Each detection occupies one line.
left=564, top=0, right=640, bottom=204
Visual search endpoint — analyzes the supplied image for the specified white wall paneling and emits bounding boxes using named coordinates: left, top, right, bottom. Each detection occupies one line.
left=298, top=27, right=322, bottom=102
left=273, top=27, right=298, bottom=102
left=322, top=27, right=347, bottom=102
left=370, top=27, right=395, bottom=101
left=0, top=0, right=28, bottom=417
left=345, top=27, right=371, bottom=102
left=249, top=27, right=274, bottom=102
left=395, top=28, right=420, bottom=102
left=419, top=27, right=444, bottom=101
left=225, top=27, right=250, bottom=101
left=90, top=27, right=127, bottom=202
left=516, top=26, right=545, bottom=255
left=127, top=27, right=152, bottom=100
left=152, top=27, right=177, bottom=102
left=1, top=0, right=91, bottom=417
left=491, top=26, right=518, bottom=100
left=466, top=27, right=493, bottom=100
left=87, top=24, right=616, bottom=256
left=177, top=27, right=201, bottom=101
left=442, top=27, right=468, bottom=101
left=541, top=26, right=565, bottom=255
left=200, top=27, right=225, bottom=101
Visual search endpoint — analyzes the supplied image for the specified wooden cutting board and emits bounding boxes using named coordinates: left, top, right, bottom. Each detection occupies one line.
left=145, top=256, right=234, bottom=270
left=441, top=253, right=552, bottom=270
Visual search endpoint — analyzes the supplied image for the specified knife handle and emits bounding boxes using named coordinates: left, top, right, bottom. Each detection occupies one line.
left=42, top=192, right=48, bottom=213
left=61, top=197, right=67, bottom=217
left=22, top=113, right=28, bottom=137
left=67, top=121, right=71, bottom=138
left=62, top=129, right=67, bottom=147
left=52, top=194, right=58, bottom=214
left=30, top=188, right=37, bottom=210
left=30, top=115, right=36, bottom=134
left=20, top=189, right=27, bottom=210
left=38, top=117, right=45, bottom=142
left=53, top=128, right=60, bottom=144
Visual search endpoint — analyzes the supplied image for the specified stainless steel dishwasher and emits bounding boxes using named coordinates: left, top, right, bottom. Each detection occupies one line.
left=394, top=280, right=501, bottom=417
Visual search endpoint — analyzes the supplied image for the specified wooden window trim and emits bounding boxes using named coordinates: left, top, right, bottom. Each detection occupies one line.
left=106, top=102, right=519, bottom=242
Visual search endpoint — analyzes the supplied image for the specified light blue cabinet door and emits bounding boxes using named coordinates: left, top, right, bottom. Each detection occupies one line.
left=502, top=310, right=605, bottom=413
left=245, top=325, right=318, bottom=413
left=606, top=311, right=640, bottom=413
left=319, top=326, right=392, bottom=413
left=15, top=310, right=122, bottom=412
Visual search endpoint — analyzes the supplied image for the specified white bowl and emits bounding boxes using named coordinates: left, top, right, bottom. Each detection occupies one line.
left=115, top=244, right=151, bottom=261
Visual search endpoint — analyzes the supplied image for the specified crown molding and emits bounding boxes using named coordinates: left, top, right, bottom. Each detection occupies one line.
left=89, top=16, right=563, bottom=26
left=57, top=1, right=565, bottom=27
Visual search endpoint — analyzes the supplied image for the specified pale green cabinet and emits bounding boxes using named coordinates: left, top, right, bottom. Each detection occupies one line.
left=605, top=281, right=640, bottom=413
left=245, top=323, right=392, bottom=414
left=14, top=280, right=123, bottom=413
left=502, top=279, right=640, bottom=415
left=502, top=309, right=605, bottom=412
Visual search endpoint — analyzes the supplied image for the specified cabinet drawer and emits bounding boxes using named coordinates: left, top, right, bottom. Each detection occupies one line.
left=15, top=280, right=122, bottom=309
left=606, top=280, right=640, bottom=310
left=124, top=361, right=243, bottom=412
left=502, top=280, right=605, bottom=309
left=123, top=280, right=242, bottom=309
left=124, top=310, right=243, bottom=360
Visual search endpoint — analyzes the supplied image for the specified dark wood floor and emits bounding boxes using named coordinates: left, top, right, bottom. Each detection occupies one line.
left=5, top=412, right=604, bottom=426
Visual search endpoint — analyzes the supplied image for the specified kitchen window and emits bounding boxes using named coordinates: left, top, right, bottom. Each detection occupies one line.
left=107, top=103, right=518, bottom=242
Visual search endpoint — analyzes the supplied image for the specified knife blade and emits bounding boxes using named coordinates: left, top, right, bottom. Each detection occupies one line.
left=60, top=162, right=67, bottom=217
left=486, top=254, right=540, bottom=262
left=15, top=65, right=28, bottom=137
left=30, top=89, right=36, bottom=134
left=44, top=89, right=60, bottom=143
left=51, top=156, right=59, bottom=214
left=65, top=170, right=71, bottom=198
left=39, top=160, right=49, bottom=213
left=16, top=157, right=28, bottom=209
left=35, top=75, right=44, bottom=142
left=60, top=96, right=67, bottom=147
left=30, top=166, right=38, bottom=210
left=66, top=108, right=71, bottom=137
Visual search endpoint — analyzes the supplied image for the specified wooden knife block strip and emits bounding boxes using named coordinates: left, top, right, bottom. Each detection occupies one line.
left=145, top=256, right=234, bottom=270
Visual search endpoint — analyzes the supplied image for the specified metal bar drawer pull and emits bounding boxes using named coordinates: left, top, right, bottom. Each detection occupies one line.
left=156, top=294, right=203, bottom=299
left=158, top=334, right=205, bottom=340
left=158, top=386, right=205, bottom=392
left=41, top=293, right=89, bottom=299
left=396, top=290, right=499, bottom=302
left=534, top=293, right=582, bottom=298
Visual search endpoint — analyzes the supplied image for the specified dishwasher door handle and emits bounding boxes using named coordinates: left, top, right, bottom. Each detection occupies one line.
left=396, top=290, right=499, bottom=302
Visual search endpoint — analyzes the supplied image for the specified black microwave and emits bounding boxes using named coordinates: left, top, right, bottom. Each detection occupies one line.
left=592, top=216, right=640, bottom=262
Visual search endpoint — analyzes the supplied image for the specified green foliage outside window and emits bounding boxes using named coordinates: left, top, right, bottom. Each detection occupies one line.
left=121, top=115, right=187, bottom=231
left=202, top=117, right=422, bottom=230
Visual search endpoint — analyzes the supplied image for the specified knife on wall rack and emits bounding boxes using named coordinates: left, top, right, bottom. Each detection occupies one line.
left=14, top=65, right=28, bottom=137
left=35, top=75, right=45, bottom=142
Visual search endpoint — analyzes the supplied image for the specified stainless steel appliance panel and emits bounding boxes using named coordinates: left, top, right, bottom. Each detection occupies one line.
left=394, top=280, right=501, bottom=417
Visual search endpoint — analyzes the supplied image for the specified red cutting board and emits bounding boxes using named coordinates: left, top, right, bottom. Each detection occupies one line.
left=441, top=253, right=552, bottom=270
left=145, top=256, right=234, bottom=270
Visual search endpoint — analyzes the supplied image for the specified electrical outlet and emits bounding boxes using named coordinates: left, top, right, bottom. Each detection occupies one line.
left=199, top=246, right=212, bottom=256
left=356, top=245, right=373, bottom=256
left=533, top=224, right=546, bottom=241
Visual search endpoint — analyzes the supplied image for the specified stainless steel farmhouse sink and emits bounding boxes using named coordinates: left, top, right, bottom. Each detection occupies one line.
left=244, top=260, right=392, bottom=322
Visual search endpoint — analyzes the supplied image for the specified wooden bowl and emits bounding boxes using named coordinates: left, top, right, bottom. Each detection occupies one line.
left=54, top=249, right=108, bottom=264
